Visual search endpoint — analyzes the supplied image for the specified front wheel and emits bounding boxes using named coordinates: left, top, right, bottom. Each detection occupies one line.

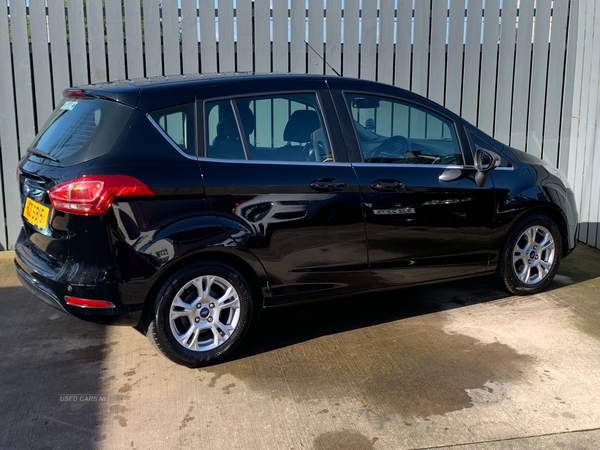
left=496, top=214, right=562, bottom=295
left=147, top=261, right=253, bottom=367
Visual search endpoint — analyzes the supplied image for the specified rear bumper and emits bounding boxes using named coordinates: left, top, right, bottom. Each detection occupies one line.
left=14, top=234, right=141, bottom=326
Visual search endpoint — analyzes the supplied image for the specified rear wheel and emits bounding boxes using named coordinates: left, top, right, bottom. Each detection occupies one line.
left=496, top=214, right=562, bottom=295
left=147, top=261, right=253, bottom=367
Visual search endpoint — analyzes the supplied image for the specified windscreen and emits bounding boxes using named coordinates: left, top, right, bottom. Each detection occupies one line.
left=28, top=97, right=134, bottom=166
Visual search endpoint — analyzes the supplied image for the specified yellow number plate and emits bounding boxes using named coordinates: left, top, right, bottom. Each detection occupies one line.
left=23, top=197, right=50, bottom=229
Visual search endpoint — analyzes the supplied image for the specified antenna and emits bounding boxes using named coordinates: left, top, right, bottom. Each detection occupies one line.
left=305, top=40, right=342, bottom=77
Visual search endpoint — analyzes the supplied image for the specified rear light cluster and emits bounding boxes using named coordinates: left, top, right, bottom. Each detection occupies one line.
left=49, top=175, right=156, bottom=215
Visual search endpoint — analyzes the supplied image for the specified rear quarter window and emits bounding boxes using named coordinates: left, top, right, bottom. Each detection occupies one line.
left=29, top=98, right=134, bottom=166
left=150, top=103, right=196, bottom=157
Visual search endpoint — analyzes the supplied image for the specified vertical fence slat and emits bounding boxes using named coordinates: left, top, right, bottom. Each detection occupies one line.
left=359, top=0, right=376, bottom=81
left=543, top=1, right=569, bottom=168
left=236, top=1, right=253, bottom=72
left=181, top=1, right=198, bottom=74
left=162, top=0, right=181, bottom=75
left=510, top=1, right=534, bottom=150
left=0, top=0, right=19, bottom=249
left=526, top=1, right=552, bottom=159
left=87, top=0, right=108, bottom=82
left=446, top=0, right=465, bottom=114
left=494, top=0, right=517, bottom=144
left=429, top=1, right=447, bottom=105
left=591, top=77, right=600, bottom=247
left=412, top=0, right=430, bottom=96
left=577, top=0, right=600, bottom=243
left=307, top=0, right=324, bottom=75
left=587, top=0, right=600, bottom=247
left=461, top=0, right=483, bottom=124
left=290, top=0, right=306, bottom=74
left=394, top=0, right=412, bottom=89
left=47, top=0, right=71, bottom=99
left=143, top=0, right=163, bottom=77
left=10, top=1, right=36, bottom=154
left=67, top=0, right=89, bottom=86
left=199, top=0, right=218, bottom=74
left=124, top=0, right=144, bottom=79
left=478, top=0, right=500, bottom=136
left=342, top=0, right=359, bottom=78
left=254, top=0, right=271, bottom=73
left=29, top=0, right=54, bottom=128
left=564, top=0, right=581, bottom=182
left=272, top=0, right=288, bottom=73
left=377, top=0, right=394, bottom=85
left=325, top=0, right=342, bottom=76
left=105, top=0, right=126, bottom=80
left=218, top=0, right=236, bottom=73
left=571, top=0, right=593, bottom=242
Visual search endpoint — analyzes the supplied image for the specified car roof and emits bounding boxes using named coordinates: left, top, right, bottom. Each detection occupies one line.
left=75, top=73, right=359, bottom=110
left=74, top=72, right=424, bottom=111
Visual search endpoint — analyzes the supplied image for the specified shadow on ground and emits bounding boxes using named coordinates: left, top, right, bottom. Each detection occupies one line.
left=0, top=282, right=110, bottom=449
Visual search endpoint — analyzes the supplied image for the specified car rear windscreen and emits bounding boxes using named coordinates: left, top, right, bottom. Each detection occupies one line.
left=28, top=97, right=134, bottom=166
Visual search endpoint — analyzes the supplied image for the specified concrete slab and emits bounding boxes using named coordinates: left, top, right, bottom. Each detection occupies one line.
left=1, top=245, right=599, bottom=449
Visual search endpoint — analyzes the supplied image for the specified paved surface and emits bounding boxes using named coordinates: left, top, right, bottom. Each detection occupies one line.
left=1, top=245, right=600, bottom=450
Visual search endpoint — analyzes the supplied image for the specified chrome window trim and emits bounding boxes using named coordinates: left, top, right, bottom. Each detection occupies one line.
left=200, top=157, right=352, bottom=167
left=351, top=162, right=515, bottom=171
left=146, top=113, right=198, bottom=161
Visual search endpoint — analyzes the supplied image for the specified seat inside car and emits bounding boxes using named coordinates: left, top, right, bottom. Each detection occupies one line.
left=281, top=110, right=320, bottom=161
left=211, top=105, right=256, bottom=159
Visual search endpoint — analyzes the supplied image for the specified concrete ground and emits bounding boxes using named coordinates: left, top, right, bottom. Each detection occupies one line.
left=1, top=245, right=600, bottom=450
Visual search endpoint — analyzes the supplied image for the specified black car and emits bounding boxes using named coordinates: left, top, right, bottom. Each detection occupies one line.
left=15, top=74, right=578, bottom=367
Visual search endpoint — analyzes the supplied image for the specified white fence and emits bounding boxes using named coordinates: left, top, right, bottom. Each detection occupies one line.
left=0, top=0, right=598, bottom=251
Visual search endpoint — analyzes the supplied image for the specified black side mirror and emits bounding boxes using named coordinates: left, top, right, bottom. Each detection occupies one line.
left=474, top=149, right=501, bottom=187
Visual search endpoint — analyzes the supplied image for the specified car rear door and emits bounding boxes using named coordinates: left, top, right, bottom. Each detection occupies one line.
left=195, top=79, right=369, bottom=305
left=330, top=80, right=495, bottom=289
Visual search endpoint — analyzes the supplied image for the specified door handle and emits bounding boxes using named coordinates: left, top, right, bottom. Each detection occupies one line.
left=370, top=179, right=405, bottom=192
left=310, top=178, right=348, bottom=192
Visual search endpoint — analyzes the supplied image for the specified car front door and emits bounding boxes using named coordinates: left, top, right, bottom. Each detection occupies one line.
left=196, top=80, right=369, bottom=304
left=331, top=83, right=495, bottom=289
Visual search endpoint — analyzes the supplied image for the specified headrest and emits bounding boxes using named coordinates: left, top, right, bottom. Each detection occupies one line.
left=283, top=110, right=320, bottom=143
left=218, top=104, right=255, bottom=138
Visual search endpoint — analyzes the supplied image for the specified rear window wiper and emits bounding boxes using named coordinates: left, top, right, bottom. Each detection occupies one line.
left=27, top=147, right=60, bottom=162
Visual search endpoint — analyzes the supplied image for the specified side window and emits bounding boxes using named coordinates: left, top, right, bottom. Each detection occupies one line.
left=205, top=93, right=333, bottom=162
left=468, top=131, right=513, bottom=168
left=206, top=100, right=246, bottom=159
left=150, top=103, right=196, bottom=156
left=345, top=93, right=463, bottom=165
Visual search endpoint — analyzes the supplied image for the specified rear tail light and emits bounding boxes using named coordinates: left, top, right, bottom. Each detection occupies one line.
left=49, top=175, right=156, bottom=215
left=65, top=296, right=115, bottom=308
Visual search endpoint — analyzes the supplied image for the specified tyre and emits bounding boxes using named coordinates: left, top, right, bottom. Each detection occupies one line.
left=147, top=261, right=253, bottom=367
left=496, top=214, right=562, bottom=295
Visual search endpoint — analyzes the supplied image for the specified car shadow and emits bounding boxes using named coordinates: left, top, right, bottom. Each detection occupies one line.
left=232, top=273, right=507, bottom=361
left=231, top=243, right=600, bottom=362
left=0, top=285, right=110, bottom=450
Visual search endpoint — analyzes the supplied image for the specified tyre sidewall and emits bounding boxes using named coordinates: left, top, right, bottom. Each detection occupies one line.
left=498, top=214, right=562, bottom=295
left=150, top=261, right=253, bottom=367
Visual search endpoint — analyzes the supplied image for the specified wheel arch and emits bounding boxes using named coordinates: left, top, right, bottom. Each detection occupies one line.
left=137, top=248, right=269, bottom=332
left=511, top=205, right=570, bottom=258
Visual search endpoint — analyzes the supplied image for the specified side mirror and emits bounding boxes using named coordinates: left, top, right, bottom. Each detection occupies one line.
left=474, top=149, right=501, bottom=187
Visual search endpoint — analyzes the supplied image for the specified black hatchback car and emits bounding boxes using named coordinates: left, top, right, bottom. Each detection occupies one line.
left=15, top=74, right=578, bottom=367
